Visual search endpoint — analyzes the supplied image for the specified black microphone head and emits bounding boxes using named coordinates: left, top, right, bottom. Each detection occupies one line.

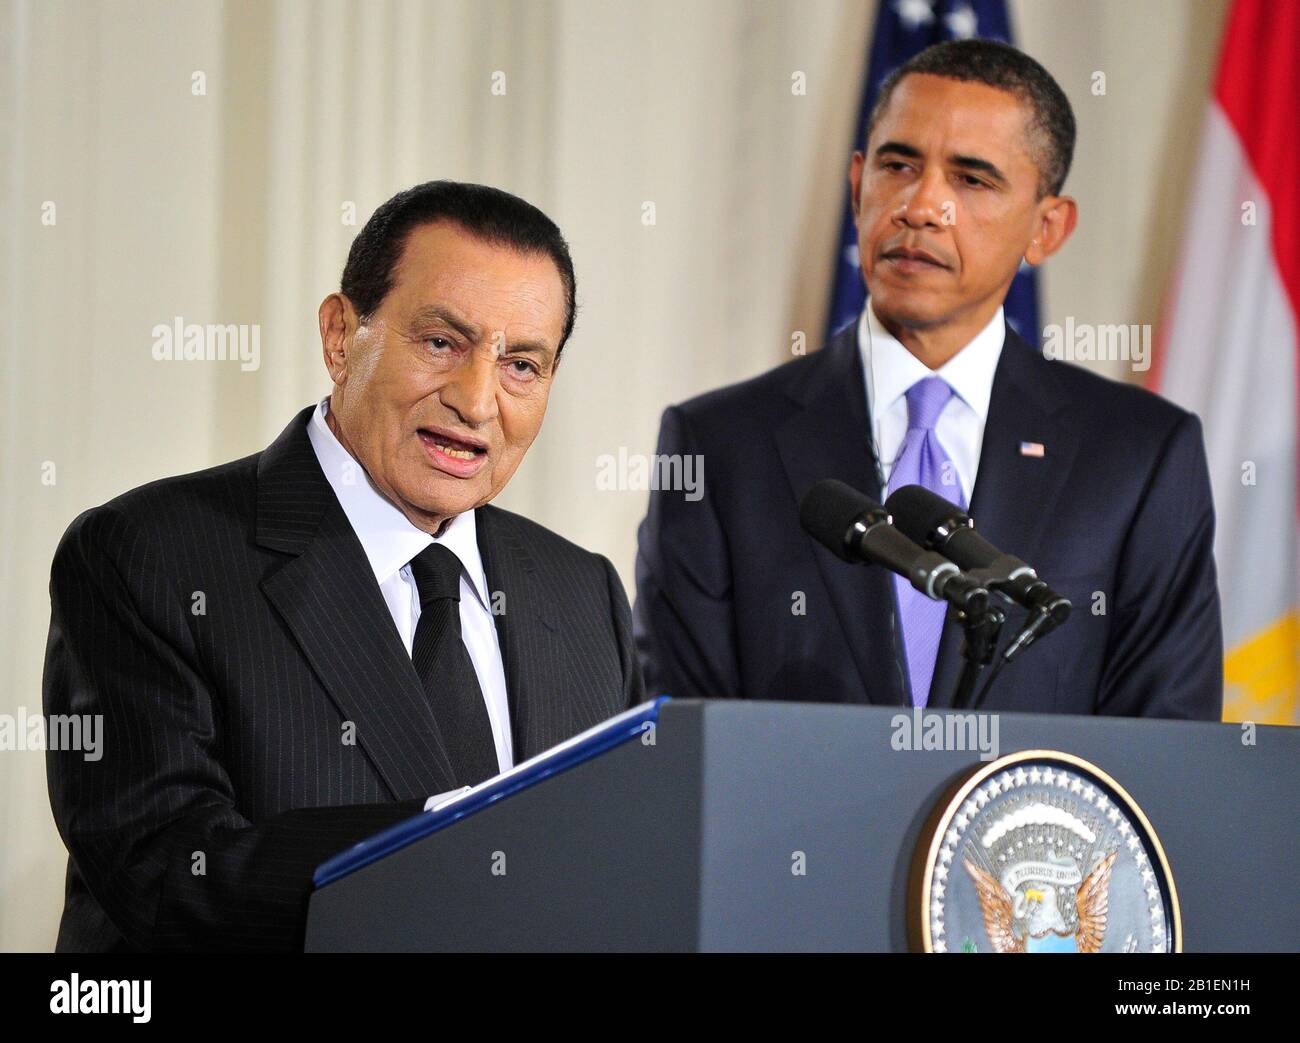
left=800, top=479, right=883, bottom=562
left=884, top=484, right=968, bottom=549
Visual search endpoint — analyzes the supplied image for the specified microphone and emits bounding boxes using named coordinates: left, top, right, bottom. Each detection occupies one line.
left=799, top=479, right=988, bottom=614
left=884, top=484, right=1070, bottom=661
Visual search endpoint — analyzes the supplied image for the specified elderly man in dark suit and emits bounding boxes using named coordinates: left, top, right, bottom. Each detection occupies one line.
left=44, top=180, right=643, bottom=952
left=635, top=40, right=1222, bottom=719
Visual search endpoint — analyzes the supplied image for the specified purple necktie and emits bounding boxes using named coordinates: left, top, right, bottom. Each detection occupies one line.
left=887, top=376, right=964, bottom=707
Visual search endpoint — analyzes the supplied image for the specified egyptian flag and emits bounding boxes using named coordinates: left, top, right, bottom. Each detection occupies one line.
left=1152, top=0, right=1300, bottom=723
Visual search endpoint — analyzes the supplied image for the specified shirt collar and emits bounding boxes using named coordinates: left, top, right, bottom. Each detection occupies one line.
left=305, top=397, right=491, bottom=608
left=858, top=298, right=1005, bottom=421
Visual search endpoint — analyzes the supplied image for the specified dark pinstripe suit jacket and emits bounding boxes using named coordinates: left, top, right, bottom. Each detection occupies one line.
left=43, top=405, right=643, bottom=951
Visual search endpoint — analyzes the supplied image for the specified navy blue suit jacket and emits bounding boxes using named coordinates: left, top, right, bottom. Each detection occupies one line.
left=634, top=322, right=1223, bottom=718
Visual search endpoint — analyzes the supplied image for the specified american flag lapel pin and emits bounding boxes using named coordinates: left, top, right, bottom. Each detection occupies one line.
left=1019, top=441, right=1045, bottom=458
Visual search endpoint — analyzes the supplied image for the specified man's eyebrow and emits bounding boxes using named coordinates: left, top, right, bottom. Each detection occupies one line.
left=502, top=339, right=557, bottom=366
left=408, top=304, right=482, bottom=342
left=408, top=304, right=557, bottom=362
left=950, top=153, right=1009, bottom=185
left=875, top=140, right=923, bottom=160
left=875, top=141, right=1010, bottom=186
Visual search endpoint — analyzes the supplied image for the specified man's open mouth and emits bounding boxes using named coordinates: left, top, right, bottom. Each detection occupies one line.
left=417, top=427, right=488, bottom=462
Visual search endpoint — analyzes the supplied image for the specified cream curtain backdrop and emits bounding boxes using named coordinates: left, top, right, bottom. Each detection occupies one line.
left=0, top=0, right=1226, bottom=950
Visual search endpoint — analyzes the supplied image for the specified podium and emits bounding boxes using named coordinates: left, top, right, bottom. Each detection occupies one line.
left=305, top=700, right=1299, bottom=952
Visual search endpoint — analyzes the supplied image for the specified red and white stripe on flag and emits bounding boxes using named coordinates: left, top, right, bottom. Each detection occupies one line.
left=1152, top=0, right=1300, bottom=723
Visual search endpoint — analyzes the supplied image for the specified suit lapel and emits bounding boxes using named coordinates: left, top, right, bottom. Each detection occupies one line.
left=927, top=327, right=1081, bottom=708
left=256, top=408, right=459, bottom=798
left=474, top=505, right=567, bottom=760
left=774, top=326, right=909, bottom=707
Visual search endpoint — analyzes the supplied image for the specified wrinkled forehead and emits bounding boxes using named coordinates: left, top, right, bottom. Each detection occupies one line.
left=871, top=73, right=1036, bottom=171
left=386, top=222, right=566, bottom=347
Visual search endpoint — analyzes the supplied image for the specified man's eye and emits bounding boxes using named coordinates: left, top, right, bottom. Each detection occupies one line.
left=504, top=358, right=539, bottom=380
left=425, top=336, right=453, bottom=352
left=960, top=175, right=987, bottom=188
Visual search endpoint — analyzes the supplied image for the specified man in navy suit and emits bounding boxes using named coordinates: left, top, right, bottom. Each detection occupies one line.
left=634, top=40, right=1222, bottom=719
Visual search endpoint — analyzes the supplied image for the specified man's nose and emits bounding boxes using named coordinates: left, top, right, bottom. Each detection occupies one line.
left=440, top=348, right=498, bottom=427
left=895, top=167, right=949, bottom=229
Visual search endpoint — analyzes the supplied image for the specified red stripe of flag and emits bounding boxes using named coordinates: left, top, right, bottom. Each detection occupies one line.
left=1214, top=0, right=1300, bottom=322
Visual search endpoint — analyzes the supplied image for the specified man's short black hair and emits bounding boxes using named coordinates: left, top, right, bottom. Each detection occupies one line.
left=865, top=39, right=1076, bottom=198
left=341, top=180, right=578, bottom=357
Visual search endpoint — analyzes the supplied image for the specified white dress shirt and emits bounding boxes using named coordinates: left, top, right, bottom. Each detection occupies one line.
left=858, top=299, right=1006, bottom=505
left=305, top=397, right=512, bottom=809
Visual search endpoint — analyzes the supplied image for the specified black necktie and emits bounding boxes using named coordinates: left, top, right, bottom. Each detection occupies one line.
left=408, top=543, right=499, bottom=787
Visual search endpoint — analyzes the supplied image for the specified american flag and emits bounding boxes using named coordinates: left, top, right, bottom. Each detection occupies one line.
left=825, top=0, right=1040, bottom=347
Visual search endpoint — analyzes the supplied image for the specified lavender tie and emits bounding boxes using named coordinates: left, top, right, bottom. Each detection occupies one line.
left=887, top=376, right=964, bottom=707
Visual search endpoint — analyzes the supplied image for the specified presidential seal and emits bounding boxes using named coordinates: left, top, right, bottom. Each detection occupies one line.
left=910, top=750, right=1180, bottom=953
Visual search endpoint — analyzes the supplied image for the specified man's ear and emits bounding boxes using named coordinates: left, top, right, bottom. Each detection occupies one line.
left=1023, top=195, right=1078, bottom=266
left=319, top=293, right=356, bottom=385
left=849, top=151, right=866, bottom=222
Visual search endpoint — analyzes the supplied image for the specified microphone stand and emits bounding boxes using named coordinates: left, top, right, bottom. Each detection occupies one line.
left=954, top=580, right=1067, bottom=711
left=948, top=576, right=1006, bottom=709
left=970, top=605, right=1051, bottom=711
